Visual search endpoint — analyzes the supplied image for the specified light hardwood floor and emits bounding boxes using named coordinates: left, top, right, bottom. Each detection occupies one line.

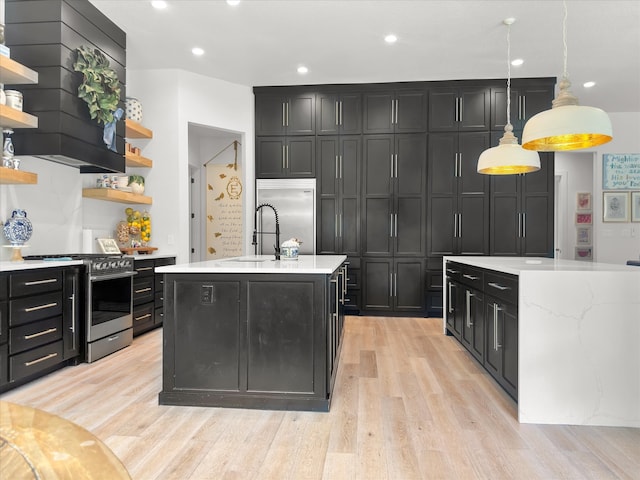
left=1, top=316, right=639, bottom=479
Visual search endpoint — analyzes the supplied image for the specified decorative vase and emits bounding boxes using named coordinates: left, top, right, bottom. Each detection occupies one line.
left=130, top=182, right=144, bottom=195
left=3, top=209, right=33, bottom=246
left=125, top=97, right=143, bottom=123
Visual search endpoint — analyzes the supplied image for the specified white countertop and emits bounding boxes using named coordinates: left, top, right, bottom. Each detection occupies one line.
left=444, top=256, right=639, bottom=276
left=155, top=255, right=347, bottom=275
left=0, top=259, right=85, bottom=272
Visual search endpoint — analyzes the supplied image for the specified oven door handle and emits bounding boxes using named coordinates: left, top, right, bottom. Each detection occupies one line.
left=90, top=271, right=138, bottom=282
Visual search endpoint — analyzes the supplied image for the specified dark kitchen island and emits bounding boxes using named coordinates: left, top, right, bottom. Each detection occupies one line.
left=156, top=255, right=347, bottom=411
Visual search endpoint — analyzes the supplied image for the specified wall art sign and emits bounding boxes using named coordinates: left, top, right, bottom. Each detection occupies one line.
left=602, top=153, right=640, bottom=190
left=631, top=192, right=640, bottom=222
left=575, top=246, right=593, bottom=261
left=576, top=212, right=592, bottom=225
left=576, top=226, right=592, bottom=245
left=576, top=192, right=592, bottom=211
left=603, top=191, right=630, bottom=222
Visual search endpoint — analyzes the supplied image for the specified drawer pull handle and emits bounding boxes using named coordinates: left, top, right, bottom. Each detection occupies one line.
left=24, top=327, right=57, bottom=340
left=135, top=313, right=152, bottom=321
left=135, top=288, right=152, bottom=294
left=463, top=274, right=479, bottom=280
left=488, top=282, right=510, bottom=291
left=25, top=302, right=58, bottom=313
left=446, top=269, right=459, bottom=274
left=136, top=267, right=154, bottom=272
left=25, top=352, right=58, bottom=367
left=24, top=278, right=58, bottom=286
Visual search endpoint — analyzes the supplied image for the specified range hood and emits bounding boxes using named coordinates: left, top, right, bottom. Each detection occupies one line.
left=5, top=0, right=126, bottom=173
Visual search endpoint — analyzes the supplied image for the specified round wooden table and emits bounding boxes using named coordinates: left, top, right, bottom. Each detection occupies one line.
left=0, top=401, right=131, bottom=479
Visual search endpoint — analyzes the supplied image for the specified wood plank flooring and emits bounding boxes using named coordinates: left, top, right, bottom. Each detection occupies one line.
left=1, top=316, right=639, bottom=479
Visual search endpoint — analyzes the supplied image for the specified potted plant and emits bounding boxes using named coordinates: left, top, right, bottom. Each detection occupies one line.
left=128, top=175, right=145, bottom=195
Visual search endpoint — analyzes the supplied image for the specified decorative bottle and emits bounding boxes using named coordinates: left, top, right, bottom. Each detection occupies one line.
left=3, top=209, right=33, bottom=246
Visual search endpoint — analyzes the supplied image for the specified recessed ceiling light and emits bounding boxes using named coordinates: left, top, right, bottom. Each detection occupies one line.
left=192, top=47, right=205, bottom=56
left=297, top=66, right=308, bottom=74
left=583, top=81, right=596, bottom=88
left=226, top=0, right=240, bottom=5
left=151, top=1, right=167, bottom=9
left=511, top=58, right=524, bottom=66
left=384, top=34, right=397, bottom=44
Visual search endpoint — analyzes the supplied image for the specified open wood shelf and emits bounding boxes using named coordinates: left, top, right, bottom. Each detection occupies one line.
left=125, top=119, right=153, bottom=139
left=0, top=166, right=38, bottom=184
left=82, top=188, right=152, bottom=205
left=125, top=151, right=153, bottom=168
left=0, top=105, right=38, bottom=129
left=0, top=56, right=38, bottom=84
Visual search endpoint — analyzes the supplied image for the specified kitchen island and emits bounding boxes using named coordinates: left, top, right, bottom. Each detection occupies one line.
left=443, top=256, right=640, bottom=427
left=156, top=255, right=347, bottom=411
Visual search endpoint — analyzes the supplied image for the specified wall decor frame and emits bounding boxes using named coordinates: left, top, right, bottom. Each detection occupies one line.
left=603, top=191, right=630, bottom=222
left=576, top=212, right=592, bottom=225
left=575, top=246, right=593, bottom=261
left=576, top=226, right=592, bottom=245
left=632, top=192, right=640, bottom=222
left=576, top=192, right=592, bottom=211
left=602, top=154, right=640, bottom=190
left=97, top=238, right=121, bottom=254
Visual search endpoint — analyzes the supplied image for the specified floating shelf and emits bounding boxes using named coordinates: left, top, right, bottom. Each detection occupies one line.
left=125, top=151, right=153, bottom=168
left=125, top=119, right=153, bottom=139
left=82, top=188, right=152, bottom=205
left=0, top=166, right=38, bottom=184
left=0, top=56, right=38, bottom=85
left=120, top=246, right=158, bottom=255
left=0, top=105, right=38, bottom=129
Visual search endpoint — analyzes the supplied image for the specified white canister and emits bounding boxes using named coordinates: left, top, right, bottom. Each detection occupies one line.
left=5, top=90, right=22, bottom=111
left=125, top=97, right=143, bottom=123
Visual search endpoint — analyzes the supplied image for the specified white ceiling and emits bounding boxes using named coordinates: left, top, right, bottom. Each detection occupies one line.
left=90, top=0, right=640, bottom=113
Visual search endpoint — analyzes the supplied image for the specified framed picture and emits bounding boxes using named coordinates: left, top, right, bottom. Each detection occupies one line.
left=575, top=246, right=593, bottom=261
left=576, top=226, right=592, bottom=245
left=576, top=212, right=592, bottom=225
left=97, top=238, right=121, bottom=254
left=632, top=192, right=640, bottom=222
left=576, top=192, right=592, bottom=211
left=603, top=191, right=630, bottom=222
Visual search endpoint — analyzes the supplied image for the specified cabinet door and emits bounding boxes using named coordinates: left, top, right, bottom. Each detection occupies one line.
left=428, top=196, right=456, bottom=256
left=395, top=90, right=427, bottom=133
left=287, top=94, right=315, bottom=135
left=362, top=258, right=392, bottom=311
left=317, top=94, right=340, bottom=135
left=396, top=197, right=425, bottom=256
left=516, top=86, right=554, bottom=130
left=459, top=87, right=490, bottom=131
left=458, top=132, right=489, bottom=195
left=394, top=259, right=425, bottom=311
left=287, top=136, right=315, bottom=177
left=363, top=91, right=394, bottom=134
left=363, top=135, right=393, bottom=195
left=340, top=93, right=362, bottom=134
left=256, top=137, right=285, bottom=177
left=491, top=87, right=519, bottom=131
left=318, top=137, right=340, bottom=254
left=319, top=196, right=339, bottom=254
left=362, top=197, right=392, bottom=255
left=255, top=95, right=286, bottom=135
left=501, top=301, right=518, bottom=400
left=522, top=195, right=553, bottom=257
left=484, top=299, right=501, bottom=378
left=462, top=288, right=484, bottom=362
left=490, top=194, right=520, bottom=256
left=428, top=88, right=458, bottom=132
left=62, top=267, right=80, bottom=360
left=341, top=137, right=361, bottom=255
left=318, top=137, right=339, bottom=196
left=458, top=195, right=489, bottom=255
left=0, top=343, right=7, bottom=387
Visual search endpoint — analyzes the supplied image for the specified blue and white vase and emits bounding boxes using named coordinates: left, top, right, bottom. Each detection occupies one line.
left=3, top=209, right=33, bottom=246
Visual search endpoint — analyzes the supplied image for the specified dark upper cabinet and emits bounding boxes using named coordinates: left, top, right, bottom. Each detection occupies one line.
left=363, top=89, right=427, bottom=134
left=256, top=136, right=315, bottom=178
left=428, top=132, right=490, bottom=256
left=317, top=136, right=361, bottom=256
left=491, top=82, right=554, bottom=131
left=317, top=93, right=362, bottom=135
left=428, top=86, right=490, bottom=132
left=490, top=152, right=555, bottom=257
left=255, top=93, right=316, bottom=136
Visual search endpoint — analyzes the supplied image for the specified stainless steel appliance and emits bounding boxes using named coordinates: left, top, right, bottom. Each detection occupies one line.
left=23, top=254, right=136, bottom=363
left=256, top=179, right=316, bottom=255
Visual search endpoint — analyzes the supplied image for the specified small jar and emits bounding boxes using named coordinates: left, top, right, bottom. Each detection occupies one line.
left=5, top=90, right=22, bottom=111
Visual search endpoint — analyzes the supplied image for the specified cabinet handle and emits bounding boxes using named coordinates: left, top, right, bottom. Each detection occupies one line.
left=494, top=304, right=502, bottom=350
left=453, top=213, right=457, bottom=238
left=24, top=327, right=57, bottom=340
left=458, top=153, right=462, bottom=177
left=394, top=99, right=398, bottom=125
left=286, top=145, right=289, bottom=169
left=394, top=273, right=397, bottom=297
left=70, top=274, right=76, bottom=350
left=488, top=282, right=510, bottom=291
left=25, top=352, right=58, bottom=367
left=466, top=290, right=474, bottom=327
left=446, top=269, right=459, bottom=275
left=454, top=97, right=459, bottom=122
left=339, top=214, right=342, bottom=238
left=135, top=287, right=152, bottom=294
left=136, top=266, right=153, bottom=272
left=286, top=102, right=289, bottom=126
left=459, top=96, right=464, bottom=122
left=389, top=273, right=393, bottom=297
left=458, top=214, right=462, bottom=238
left=25, top=302, right=58, bottom=313
left=522, top=212, right=526, bottom=238
left=394, top=154, right=398, bottom=178
left=390, top=99, right=395, bottom=125
left=339, top=100, right=343, bottom=126
left=107, top=335, right=120, bottom=342
left=135, top=313, right=152, bottom=322
left=339, top=155, right=343, bottom=179
left=448, top=282, right=454, bottom=313
left=282, top=102, right=286, bottom=127
left=454, top=153, right=458, bottom=177
left=463, top=274, right=479, bottom=280
left=518, top=213, right=522, bottom=238
left=282, top=145, right=286, bottom=169
left=335, top=100, right=340, bottom=126
left=24, top=278, right=58, bottom=286
left=394, top=213, right=398, bottom=237
left=521, top=96, right=526, bottom=120
left=389, top=214, right=393, bottom=237
left=335, top=155, right=339, bottom=179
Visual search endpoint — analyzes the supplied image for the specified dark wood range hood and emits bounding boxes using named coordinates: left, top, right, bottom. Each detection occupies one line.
left=5, top=0, right=126, bottom=173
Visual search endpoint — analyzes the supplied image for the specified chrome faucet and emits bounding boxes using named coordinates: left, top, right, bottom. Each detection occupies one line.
left=252, top=203, right=280, bottom=260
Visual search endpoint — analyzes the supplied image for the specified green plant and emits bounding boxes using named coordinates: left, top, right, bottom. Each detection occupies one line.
left=73, top=46, right=121, bottom=125
left=128, top=175, right=145, bottom=186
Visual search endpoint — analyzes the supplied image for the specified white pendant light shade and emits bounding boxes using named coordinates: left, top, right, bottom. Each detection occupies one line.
left=477, top=128, right=540, bottom=175
left=521, top=78, right=612, bottom=151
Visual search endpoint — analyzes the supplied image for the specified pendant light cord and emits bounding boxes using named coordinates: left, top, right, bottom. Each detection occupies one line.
left=562, top=0, right=568, bottom=79
left=506, top=21, right=512, bottom=129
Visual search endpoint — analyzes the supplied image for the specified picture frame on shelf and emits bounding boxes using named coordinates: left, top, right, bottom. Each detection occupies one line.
left=576, top=212, right=592, bottom=225
left=576, top=192, right=592, bottom=211
left=632, top=192, right=640, bottom=222
left=603, top=191, right=630, bottom=222
left=575, top=246, right=593, bottom=261
left=576, top=226, right=592, bottom=245
left=97, top=237, right=121, bottom=254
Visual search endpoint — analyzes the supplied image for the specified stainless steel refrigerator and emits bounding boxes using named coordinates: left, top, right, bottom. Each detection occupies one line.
left=255, top=179, right=316, bottom=255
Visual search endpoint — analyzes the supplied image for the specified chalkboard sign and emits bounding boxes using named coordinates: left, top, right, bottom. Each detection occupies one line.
left=602, top=154, right=640, bottom=190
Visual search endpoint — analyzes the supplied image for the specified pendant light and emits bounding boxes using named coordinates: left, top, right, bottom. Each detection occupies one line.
left=521, top=0, right=612, bottom=151
left=477, top=18, right=540, bottom=175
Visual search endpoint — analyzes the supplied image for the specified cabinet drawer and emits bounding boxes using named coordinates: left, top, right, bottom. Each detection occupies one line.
left=427, top=270, right=443, bottom=289
left=133, top=278, right=154, bottom=305
left=10, top=270, right=63, bottom=297
left=10, top=316, right=63, bottom=355
left=0, top=343, right=7, bottom=387
left=0, top=274, right=7, bottom=300
left=458, top=265, right=483, bottom=290
left=10, top=340, right=63, bottom=383
left=0, top=300, right=7, bottom=345
left=484, top=271, right=518, bottom=304
left=134, top=259, right=155, bottom=277
left=9, top=292, right=63, bottom=327
left=445, top=261, right=462, bottom=281
left=133, top=303, right=154, bottom=332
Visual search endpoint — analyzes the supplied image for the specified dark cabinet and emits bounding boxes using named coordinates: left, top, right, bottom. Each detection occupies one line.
left=363, top=89, right=427, bottom=134
left=255, top=93, right=315, bottom=136
left=317, top=92, right=362, bottom=135
left=429, top=86, right=490, bottom=132
left=62, top=267, right=81, bottom=360
left=133, top=257, right=175, bottom=336
left=491, top=82, right=554, bottom=132
left=256, top=136, right=315, bottom=178
left=362, top=258, right=425, bottom=312
left=428, top=132, right=490, bottom=256
left=490, top=152, right=554, bottom=257
left=0, top=275, right=7, bottom=387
